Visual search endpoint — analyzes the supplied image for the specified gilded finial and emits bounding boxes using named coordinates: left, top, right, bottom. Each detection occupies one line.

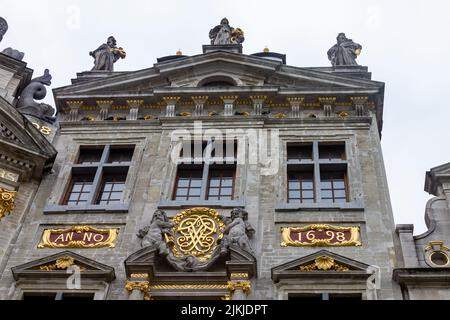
left=263, top=46, right=269, bottom=53
left=176, top=49, right=182, bottom=56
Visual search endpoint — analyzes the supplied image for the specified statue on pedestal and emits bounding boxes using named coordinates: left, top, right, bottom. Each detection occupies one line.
left=209, top=18, right=244, bottom=45
left=327, top=33, right=362, bottom=66
left=89, top=36, right=126, bottom=71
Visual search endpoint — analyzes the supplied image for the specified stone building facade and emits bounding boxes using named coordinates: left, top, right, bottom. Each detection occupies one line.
left=0, top=18, right=449, bottom=300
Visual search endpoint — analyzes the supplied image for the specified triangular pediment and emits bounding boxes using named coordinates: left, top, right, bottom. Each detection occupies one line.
left=271, top=250, right=371, bottom=282
left=53, top=51, right=383, bottom=100
left=11, top=250, right=115, bottom=282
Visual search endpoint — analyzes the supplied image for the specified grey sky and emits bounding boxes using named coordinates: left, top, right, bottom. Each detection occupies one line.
left=2, top=0, right=450, bottom=234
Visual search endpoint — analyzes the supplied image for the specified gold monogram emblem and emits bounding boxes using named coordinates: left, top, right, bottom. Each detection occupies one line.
left=166, top=208, right=225, bottom=261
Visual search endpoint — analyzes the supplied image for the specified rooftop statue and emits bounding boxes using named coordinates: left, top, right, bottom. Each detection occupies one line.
left=209, top=18, right=244, bottom=45
left=17, top=69, right=55, bottom=123
left=89, top=36, right=126, bottom=71
left=327, top=33, right=362, bottom=66
left=0, top=17, right=8, bottom=42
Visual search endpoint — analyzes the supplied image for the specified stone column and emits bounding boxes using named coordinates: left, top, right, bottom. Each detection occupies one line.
left=250, top=95, right=266, bottom=116
left=221, top=96, right=238, bottom=116
left=162, top=96, right=180, bottom=117
left=350, top=96, right=368, bottom=117
left=96, top=100, right=113, bottom=120
left=287, top=97, right=304, bottom=118
left=318, top=97, right=336, bottom=117
left=192, top=96, right=208, bottom=116
left=227, top=281, right=251, bottom=300
left=227, top=276, right=251, bottom=300
left=127, top=99, right=144, bottom=120
left=125, top=274, right=150, bottom=300
left=66, top=101, right=83, bottom=122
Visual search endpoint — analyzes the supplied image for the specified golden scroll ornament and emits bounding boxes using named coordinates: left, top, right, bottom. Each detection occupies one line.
left=165, top=207, right=225, bottom=261
left=0, top=188, right=16, bottom=220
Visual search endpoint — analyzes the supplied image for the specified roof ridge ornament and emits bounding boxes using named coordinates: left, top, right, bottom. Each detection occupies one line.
left=327, top=32, right=362, bottom=66
left=209, top=18, right=245, bottom=45
left=89, top=36, right=126, bottom=71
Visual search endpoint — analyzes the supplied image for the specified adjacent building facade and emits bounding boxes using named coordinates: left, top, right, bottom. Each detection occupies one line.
left=0, top=17, right=449, bottom=300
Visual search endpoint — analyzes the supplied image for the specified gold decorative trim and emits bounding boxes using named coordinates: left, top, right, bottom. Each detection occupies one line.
left=318, top=97, right=337, bottom=103
left=39, top=256, right=85, bottom=271
left=425, top=241, right=449, bottom=252
left=220, top=96, right=238, bottom=101
left=162, top=96, right=181, bottom=101
left=125, top=280, right=150, bottom=292
left=150, top=284, right=228, bottom=290
left=126, top=99, right=144, bottom=105
left=286, top=97, right=305, bottom=102
left=274, top=112, right=286, bottom=119
left=227, top=280, right=251, bottom=295
left=222, top=294, right=232, bottom=300
left=249, top=95, right=267, bottom=101
left=130, top=273, right=149, bottom=279
left=230, top=273, right=249, bottom=279
left=166, top=207, right=225, bottom=262
left=177, top=112, right=192, bottom=117
left=191, top=96, right=209, bottom=101
left=299, top=256, right=349, bottom=272
left=38, top=226, right=119, bottom=249
left=281, top=224, right=361, bottom=247
left=96, top=100, right=114, bottom=105
left=0, top=188, right=16, bottom=220
left=338, top=111, right=349, bottom=119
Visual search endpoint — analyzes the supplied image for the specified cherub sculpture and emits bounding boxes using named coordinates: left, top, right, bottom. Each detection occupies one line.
left=137, top=209, right=174, bottom=255
left=220, top=208, right=255, bottom=255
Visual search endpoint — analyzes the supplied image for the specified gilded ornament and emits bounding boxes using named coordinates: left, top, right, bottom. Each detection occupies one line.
left=227, top=280, right=251, bottom=295
left=0, top=188, right=16, bottom=220
left=38, top=225, right=118, bottom=249
left=39, top=256, right=85, bottom=271
left=280, top=224, right=361, bottom=247
left=299, top=256, right=349, bottom=272
left=167, top=207, right=225, bottom=261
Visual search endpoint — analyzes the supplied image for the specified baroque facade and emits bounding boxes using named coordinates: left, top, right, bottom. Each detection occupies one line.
left=0, top=17, right=449, bottom=300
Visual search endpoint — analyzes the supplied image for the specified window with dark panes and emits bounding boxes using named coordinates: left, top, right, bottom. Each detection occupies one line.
left=287, top=144, right=313, bottom=161
left=286, top=142, right=349, bottom=204
left=62, top=145, right=134, bottom=207
left=319, top=143, right=346, bottom=160
left=172, top=140, right=237, bottom=202
left=108, top=146, right=134, bottom=163
left=77, top=146, right=104, bottom=164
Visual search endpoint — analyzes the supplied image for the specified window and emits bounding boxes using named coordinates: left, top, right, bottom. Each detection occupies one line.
left=64, top=173, right=94, bottom=205
left=62, top=145, right=134, bottom=206
left=288, top=293, right=361, bottom=300
left=173, top=166, right=203, bottom=200
left=319, top=143, right=346, bottom=160
left=320, top=170, right=348, bottom=203
left=207, top=166, right=235, bottom=200
left=77, top=146, right=103, bottom=164
left=286, top=142, right=349, bottom=204
left=287, top=144, right=313, bottom=161
left=97, top=172, right=128, bottom=205
left=287, top=171, right=314, bottom=203
left=172, top=140, right=237, bottom=202
left=23, top=292, right=95, bottom=300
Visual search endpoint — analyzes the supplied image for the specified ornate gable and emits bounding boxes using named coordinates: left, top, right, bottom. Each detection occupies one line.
left=271, top=250, right=371, bottom=282
left=0, top=97, right=56, bottom=181
left=11, top=250, right=115, bottom=282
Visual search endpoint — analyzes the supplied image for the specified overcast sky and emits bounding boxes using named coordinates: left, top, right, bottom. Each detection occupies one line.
left=2, top=0, right=450, bottom=234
